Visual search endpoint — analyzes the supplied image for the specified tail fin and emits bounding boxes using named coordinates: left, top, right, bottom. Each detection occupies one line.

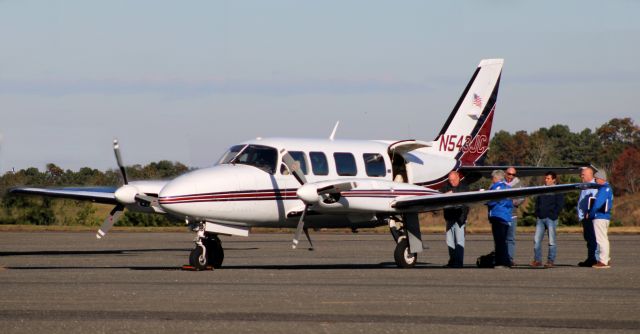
left=426, top=59, right=503, bottom=166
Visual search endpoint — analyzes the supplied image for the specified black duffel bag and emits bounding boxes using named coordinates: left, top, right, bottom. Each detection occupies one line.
left=476, top=251, right=495, bottom=268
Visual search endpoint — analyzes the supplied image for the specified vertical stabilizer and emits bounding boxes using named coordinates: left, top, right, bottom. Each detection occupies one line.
left=426, top=59, right=503, bottom=166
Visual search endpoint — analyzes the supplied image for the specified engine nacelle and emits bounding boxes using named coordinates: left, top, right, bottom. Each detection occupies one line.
left=296, top=184, right=319, bottom=204
left=114, top=185, right=139, bottom=204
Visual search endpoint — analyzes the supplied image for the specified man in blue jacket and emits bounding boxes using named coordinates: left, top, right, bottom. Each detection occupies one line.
left=531, top=171, right=564, bottom=268
left=590, top=171, right=613, bottom=269
left=486, top=170, right=513, bottom=268
left=577, top=167, right=598, bottom=267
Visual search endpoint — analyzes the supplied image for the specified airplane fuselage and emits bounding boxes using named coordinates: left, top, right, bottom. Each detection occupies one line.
left=156, top=137, right=449, bottom=230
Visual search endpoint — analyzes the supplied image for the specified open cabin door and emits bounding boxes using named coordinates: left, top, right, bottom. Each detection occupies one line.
left=388, top=140, right=432, bottom=184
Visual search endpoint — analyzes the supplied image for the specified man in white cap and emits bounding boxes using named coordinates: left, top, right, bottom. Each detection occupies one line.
left=590, top=170, right=613, bottom=268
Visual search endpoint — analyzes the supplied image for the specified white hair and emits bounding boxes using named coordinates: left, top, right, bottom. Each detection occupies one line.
left=491, top=169, right=505, bottom=181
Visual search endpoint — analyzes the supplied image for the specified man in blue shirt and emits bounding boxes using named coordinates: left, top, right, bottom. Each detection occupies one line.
left=486, top=170, right=513, bottom=268
left=590, top=171, right=613, bottom=269
left=577, top=167, right=598, bottom=267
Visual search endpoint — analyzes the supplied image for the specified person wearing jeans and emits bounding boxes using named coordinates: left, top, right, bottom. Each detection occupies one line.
left=440, top=171, right=469, bottom=268
left=532, top=172, right=564, bottom=268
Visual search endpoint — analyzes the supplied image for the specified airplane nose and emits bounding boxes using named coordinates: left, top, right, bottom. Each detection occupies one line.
left=158, top=175, right=198, bottom=206
left=157, top=166, right=241, bottom=217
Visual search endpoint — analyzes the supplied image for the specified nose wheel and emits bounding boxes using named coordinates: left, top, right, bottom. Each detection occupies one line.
left=188, top=228, right=225, bottom=270
left=189, top=245, right=208, bottom=270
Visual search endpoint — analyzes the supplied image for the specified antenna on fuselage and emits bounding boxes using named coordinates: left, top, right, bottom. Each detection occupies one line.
left=329, top=121, right=340, bottom=141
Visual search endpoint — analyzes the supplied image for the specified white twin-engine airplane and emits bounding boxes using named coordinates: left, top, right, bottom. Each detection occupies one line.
left=12, top=59, right=596, bottom=270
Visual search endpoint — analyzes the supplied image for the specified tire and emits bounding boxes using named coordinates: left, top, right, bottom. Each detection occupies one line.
left=203, top=236, right=224, bottom=269
left=394, top=238, right=417, bottom=268
left=189, top=246, right=208, bottom=270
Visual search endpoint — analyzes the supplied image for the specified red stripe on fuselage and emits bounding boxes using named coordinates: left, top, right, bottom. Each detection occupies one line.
left=159, top=189, right=436, bottom=205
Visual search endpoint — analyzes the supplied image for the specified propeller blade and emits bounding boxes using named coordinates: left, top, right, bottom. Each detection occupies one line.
left=317, top=181, right=357, bottom=195
left=280, top=149, right=307, bottom=185
left=96, top=204, right=124, bottom=239
left=292, top=206, right=308, bottom=249
left=113, top=139, right=129, bottom=185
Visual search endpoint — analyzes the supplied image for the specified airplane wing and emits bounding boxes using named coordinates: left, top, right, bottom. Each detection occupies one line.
left=458, top=165, right=590, bottom=177
left=9, top=187, right=119, bottom=205
left=392, top=182, right=597, bottom=212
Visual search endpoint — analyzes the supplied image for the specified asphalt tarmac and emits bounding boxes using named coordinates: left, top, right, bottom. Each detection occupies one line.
left=1, top=231, right=639, bottom=333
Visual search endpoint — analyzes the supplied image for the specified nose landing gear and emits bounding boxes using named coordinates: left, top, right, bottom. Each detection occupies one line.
left=188, top=222, right=225, bottom=270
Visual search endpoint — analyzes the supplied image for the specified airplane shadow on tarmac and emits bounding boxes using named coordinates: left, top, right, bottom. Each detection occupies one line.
left=0, top=248, right=576, bottom=271
left=0, top=247, right=259, bottom=257
left=0, top=248, right=190, bottom=256
left=3, top=262, right=577, bottom=271
left=5, top=263, right=418, bottom=271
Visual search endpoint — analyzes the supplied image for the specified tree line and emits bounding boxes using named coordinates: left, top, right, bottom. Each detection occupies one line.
left=0, top=161, right=188, bottom=226
left=1, top=117, right=638, bottom=227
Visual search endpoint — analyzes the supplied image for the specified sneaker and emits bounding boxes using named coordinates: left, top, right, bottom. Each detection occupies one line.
left=494, top=265, right=510, bottom=269
left=578, top=259, right=597, bottom=267
left=592, top=262, right=610, bottom=269
left=530, top=261, right=543, bottom=268
left=544, top=261, right=554, bottom=268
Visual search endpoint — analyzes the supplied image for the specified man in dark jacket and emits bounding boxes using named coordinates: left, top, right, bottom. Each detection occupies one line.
left=531, top=171, right=564, bottom=268
left=440, top=171, right=469, bottom=268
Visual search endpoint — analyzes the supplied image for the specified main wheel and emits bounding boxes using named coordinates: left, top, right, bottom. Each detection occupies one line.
left=394, top=238, right=417, bottom=268
left=203, top=236, right=224, bottom=269
left=189, top=245, right=208, bottom=270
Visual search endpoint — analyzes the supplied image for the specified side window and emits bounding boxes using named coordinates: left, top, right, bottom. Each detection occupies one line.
left=363, top=153, right=386, bottom=177
left=309, top=152, right=329, bottom=176
left=285, top=151, right=308, bottom=175
left=334, top=152, right=357, bottom=176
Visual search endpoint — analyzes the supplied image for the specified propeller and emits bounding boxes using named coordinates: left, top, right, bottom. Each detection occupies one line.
left=96, top=139, right=129, bottom=239
left=280, top=149, right=310, bottom=249
left=280, top=149, right=356, bottom=249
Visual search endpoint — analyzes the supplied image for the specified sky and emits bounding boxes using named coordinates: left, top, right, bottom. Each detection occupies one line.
left=1, top=0, right=639, bottom=171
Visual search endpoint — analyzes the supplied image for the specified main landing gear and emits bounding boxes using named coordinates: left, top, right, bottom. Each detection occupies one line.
left=189, top=224, right=224, bottom=270
left=388, top=216, right=418, bottom=268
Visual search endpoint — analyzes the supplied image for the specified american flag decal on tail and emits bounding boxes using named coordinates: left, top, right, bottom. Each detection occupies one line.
left=473, top=93, right=482, bottom=108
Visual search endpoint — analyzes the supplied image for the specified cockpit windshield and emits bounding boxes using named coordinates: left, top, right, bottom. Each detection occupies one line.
left=217, top=144, right=278, bottom=174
